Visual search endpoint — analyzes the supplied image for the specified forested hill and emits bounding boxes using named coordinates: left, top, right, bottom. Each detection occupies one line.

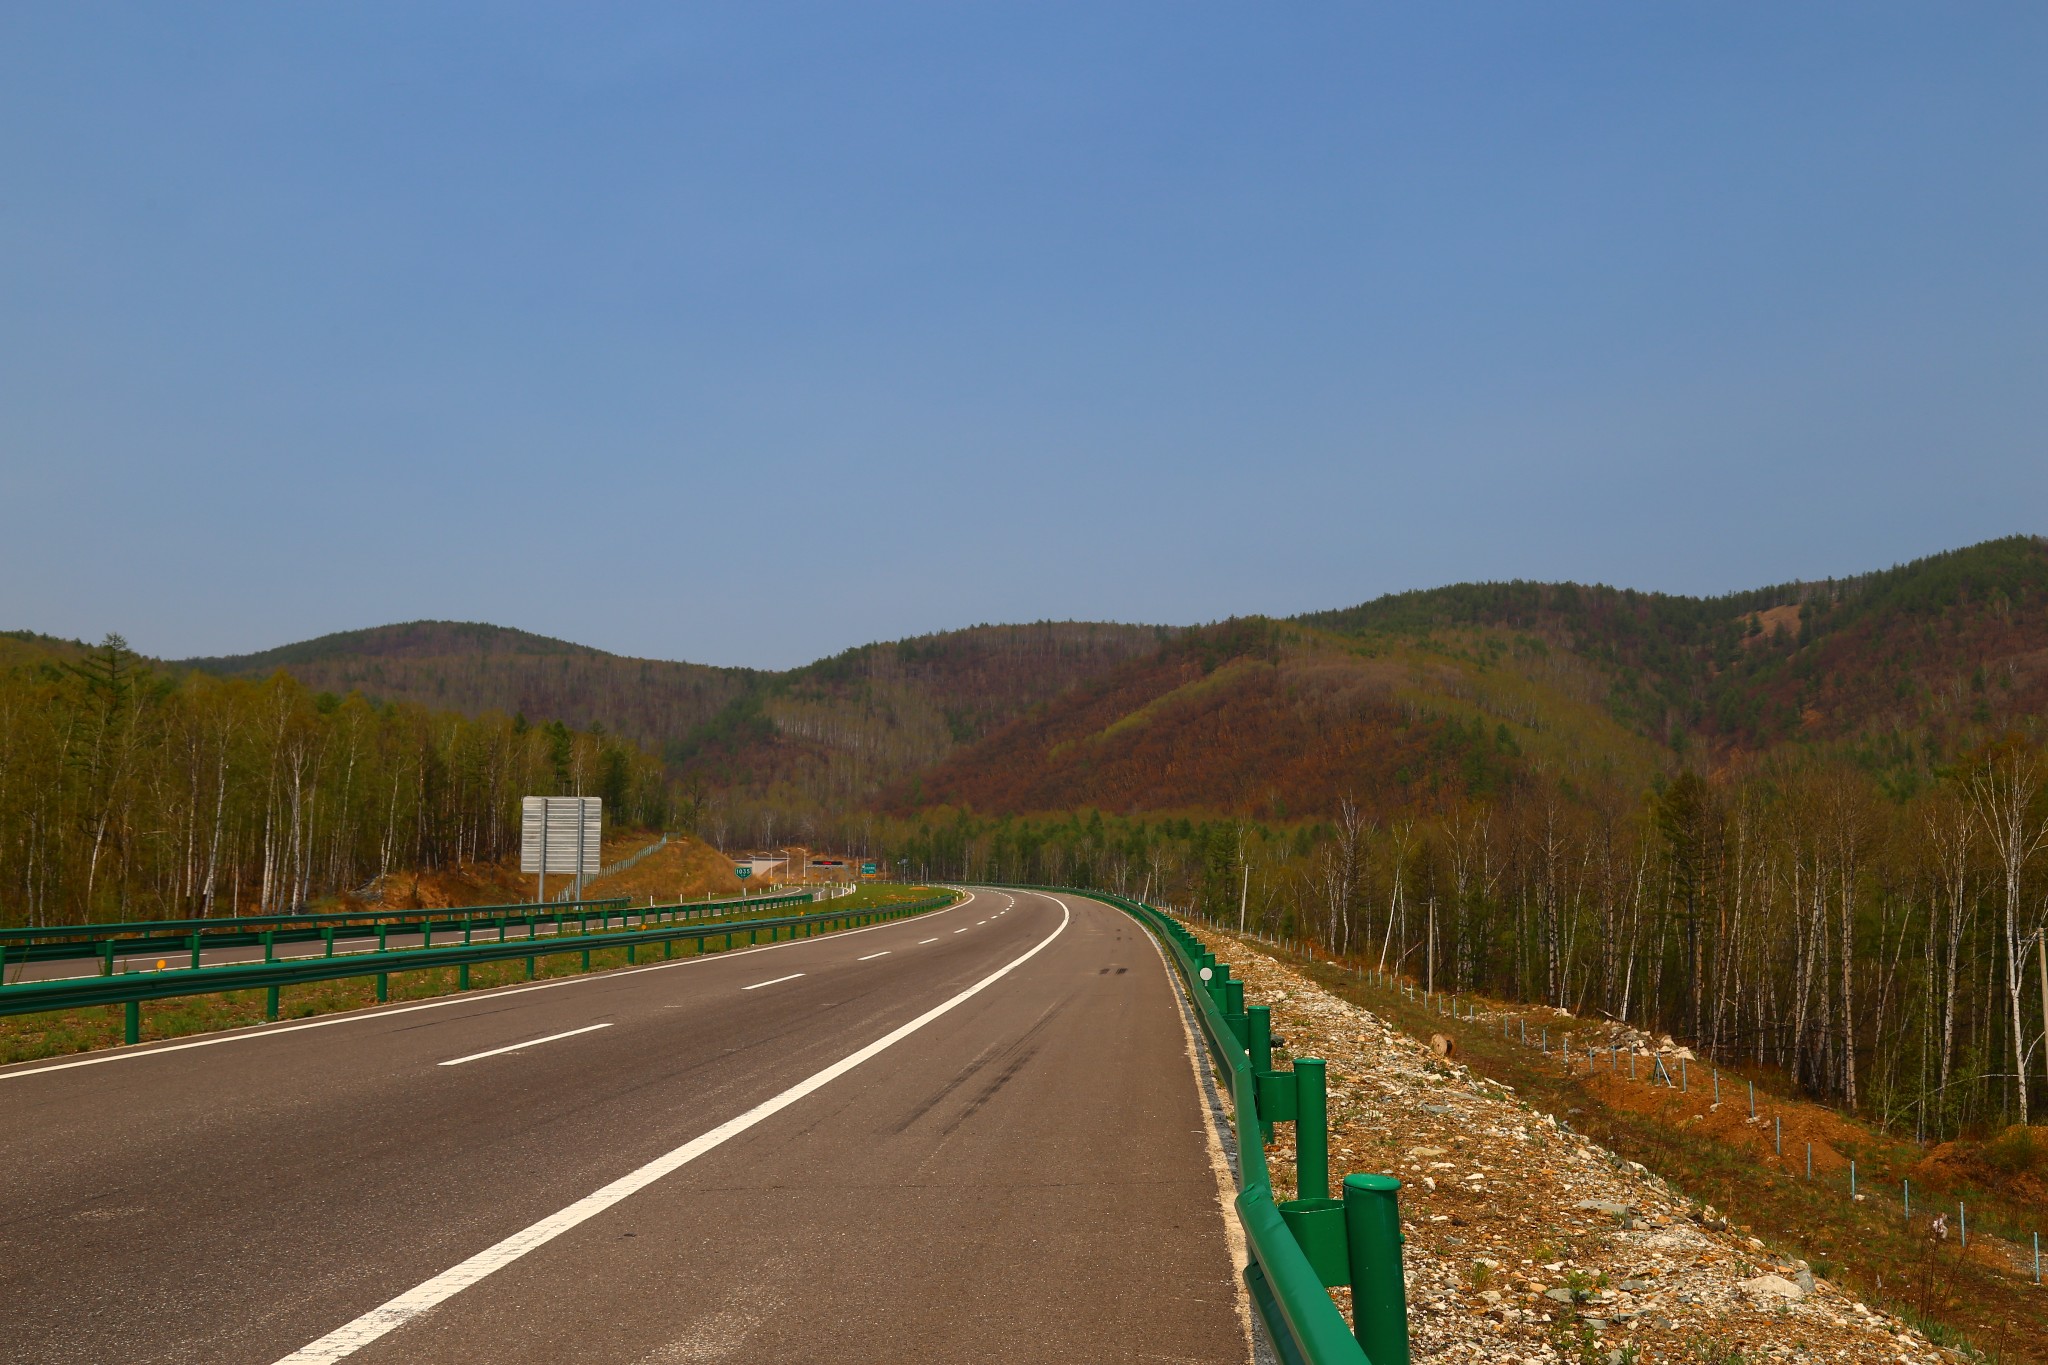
left=95, top=534, right=2048, bottom=818
left=177, top=618, right=1175, bottom=807
left=899, top=536, right=2048, bottom=817
left=182, top=621, right=756, bottom=755
left=1293, top=534, right=2048, bottom=763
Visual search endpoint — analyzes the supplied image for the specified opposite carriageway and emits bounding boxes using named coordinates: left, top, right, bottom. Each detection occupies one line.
left=2, top=890, right=1248, bottom=1364
left=0, top=889, right=831, bottom=983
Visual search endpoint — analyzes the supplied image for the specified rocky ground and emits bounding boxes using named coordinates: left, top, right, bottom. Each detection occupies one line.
left=1210, top=929, right=1967, bottom=1365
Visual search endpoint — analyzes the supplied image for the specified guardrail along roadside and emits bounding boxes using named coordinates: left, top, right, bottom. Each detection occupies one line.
left=0, top=889, right=831, bottom=975
left=1008, top=886, right=1411, bottom=1365
left=0, top=891, right=955, bottom=1049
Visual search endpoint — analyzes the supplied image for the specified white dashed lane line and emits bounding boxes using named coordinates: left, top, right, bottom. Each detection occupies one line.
left=742, top=973, right=806, bottom=991
left=856, top=952, right=890, bottom=962
left=437, top=1024, right=613, bottom=1068
left=918, top=938, right=938, bottom=945
left=953, top=928, right=970, bottom=934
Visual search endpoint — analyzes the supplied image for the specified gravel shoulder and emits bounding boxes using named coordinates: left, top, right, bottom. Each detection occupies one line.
left=1209, top=927, right=1969, bottom=1365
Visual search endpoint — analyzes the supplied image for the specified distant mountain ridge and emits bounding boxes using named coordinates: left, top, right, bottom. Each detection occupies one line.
left=898, top=535, right=2048, bottom=816
left=175, top=617, right=1177, bottom=806
left=22, top=535, right=2043, bottom=818
left=183, top=620, right=607, bottom=670
left=182, top=620, right=755, bottom=755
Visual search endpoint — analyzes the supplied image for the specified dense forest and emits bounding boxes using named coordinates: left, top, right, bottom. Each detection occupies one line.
left=0, top=636, right=670, bottom=926
left=852, top=540, right=2048, bottom=1139
left=873, top=731, right=2048, bottom=1140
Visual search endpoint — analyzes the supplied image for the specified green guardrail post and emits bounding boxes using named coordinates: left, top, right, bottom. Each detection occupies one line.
left=1248, top=1006, right=1278, bottom=1141
left=1296, top=1058, right=1329, bottom=1200
left=263, top=930, right=275, bottom=963
left=526, top=951, right=537, bottom=978
left=463, top=916, right=473, bottom=946
left=1343, top=1174, right=1410, bottom=1365
left=581, top=945, right=591, bottom=971
left=422, top=919, right=432, bottom=949
left=265, top=985, right=279, bottom=1020
left=376, top=971, right=388, bottom=1002
left=458, top=962, right=470, bottom=990
left=189, top=932, right=202, bottom=969
left=1208, top=960, right=1231, bottom=1011
left=101, top=941, right=115, bottom=977
left=125, top=999, right=140, bottom=1045
left=377, top=924, right=389, bottom=954
left=1275, top=1063, right=1347, bottom=1287
left=323, top=925, right=335, bottom=958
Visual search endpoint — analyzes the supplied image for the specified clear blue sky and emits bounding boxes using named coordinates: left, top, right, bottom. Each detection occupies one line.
left=3, top=5, right=2044, bottom=669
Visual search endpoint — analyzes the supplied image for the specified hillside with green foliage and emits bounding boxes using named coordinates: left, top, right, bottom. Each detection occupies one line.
left=0, top=635, right=669, bottom=927
left=183, top=618, right=1173, bottom=824
left=1296, top=534, right=2048, bottom=769
left=863, top=537, right=2048, bottom=1150
left=183, top=620, right=756, bottom=755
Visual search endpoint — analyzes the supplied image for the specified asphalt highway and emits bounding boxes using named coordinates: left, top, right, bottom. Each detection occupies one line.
left=2, top=889, right=1248, bottom=1364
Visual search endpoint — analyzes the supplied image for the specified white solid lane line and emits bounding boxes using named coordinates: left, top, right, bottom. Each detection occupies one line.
left=742, top=973, right=805, bottom=991
left=438, top=1023, right=612, bottom=1068
left=856, top=952, right=890, bottom=961
left=272, top=902, right=1073, bottom=1365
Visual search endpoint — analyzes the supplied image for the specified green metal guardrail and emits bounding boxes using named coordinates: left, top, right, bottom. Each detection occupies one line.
left=0, top=893, right=957, bottom=1047
left=1004, top=885, right=1408, bottom=1365
left=0, top=891, right=826, bottom=973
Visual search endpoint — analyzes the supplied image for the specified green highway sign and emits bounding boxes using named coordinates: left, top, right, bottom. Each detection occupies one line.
left=861, top=862, right=877, bottom=876
left=735, top=866, right=752, bottom=879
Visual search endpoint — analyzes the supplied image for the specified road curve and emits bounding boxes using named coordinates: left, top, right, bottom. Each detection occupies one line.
left=2, top=890, right=1248, bottom=1364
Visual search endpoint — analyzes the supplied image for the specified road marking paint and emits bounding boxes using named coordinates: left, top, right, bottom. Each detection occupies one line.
left=953, top=927, right=970, bottom=933
left=271, top=902, right=1072, bottom=1365
left=918, top=938, right=938, bottom=944
left=856, top=951, right=890, bottom=961
left=437, top=1023, right=612, bottom=1067
left=742, top=973, right=805, bottom=991
left=0, top=893, right=981, bottom=1081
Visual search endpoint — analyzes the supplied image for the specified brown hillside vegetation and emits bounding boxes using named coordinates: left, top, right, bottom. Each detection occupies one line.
left=579, top=835, right=745, bottom=902
left=357, top=833, right=743, bottom=909
left=180, top=619, right=1169, bottom=813
left=0, top=630, right=91, bottom=671
left=659, top=620, right=1174, bottom=803
left=182, top=620, right=754, bottom=760
left=895, top=619, right=1663, bottom=819
left=1297, top=534, right=2048, bottom=764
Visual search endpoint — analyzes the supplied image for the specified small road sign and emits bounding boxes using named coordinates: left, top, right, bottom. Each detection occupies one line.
left=521, top=796, right=602, bottom=902
left=735, top=866, right=752, bottom=880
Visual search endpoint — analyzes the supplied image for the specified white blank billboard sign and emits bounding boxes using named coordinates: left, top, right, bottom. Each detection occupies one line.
left=521, top=796, right=602, bottom=877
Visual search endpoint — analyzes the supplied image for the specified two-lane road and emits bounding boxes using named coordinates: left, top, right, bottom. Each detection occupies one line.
left=2, top=890, right=1249, bottom=1364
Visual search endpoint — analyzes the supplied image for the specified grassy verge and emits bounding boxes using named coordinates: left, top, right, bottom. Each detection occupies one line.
left=0, top=884, right=952, bottom=1066
left=1254, top=943, right=2048, bottom=1364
